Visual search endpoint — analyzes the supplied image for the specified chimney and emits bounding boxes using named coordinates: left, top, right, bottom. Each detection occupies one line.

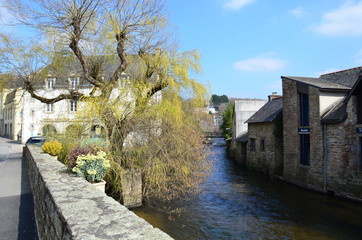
left=268, top=92, right=282, bottom=101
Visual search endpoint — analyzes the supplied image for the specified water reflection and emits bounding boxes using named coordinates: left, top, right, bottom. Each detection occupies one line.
left=133, top=138, right=362, bottom=240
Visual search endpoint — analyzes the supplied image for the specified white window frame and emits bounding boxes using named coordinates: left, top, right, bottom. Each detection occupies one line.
left=69, top=77, right=79, bottom=89
left=46, top=103, right=53, bottom=112
left=46, top=78, right=55, bottom=90
left=70, top=100, right=77, bottom=112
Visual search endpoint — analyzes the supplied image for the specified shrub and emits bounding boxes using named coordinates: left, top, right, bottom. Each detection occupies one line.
left=72, top=151, right=110, bottom=183
left=67, top=145, right=97, bottom=167
left=42, top=141, right=63, bottom=156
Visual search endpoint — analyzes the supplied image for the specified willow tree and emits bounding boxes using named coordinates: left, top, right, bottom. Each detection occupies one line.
left=2, top=0, right=210, bottom=200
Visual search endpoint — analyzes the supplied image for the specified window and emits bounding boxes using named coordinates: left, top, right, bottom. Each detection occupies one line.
left=69, top=77, right=79, bottom=89
left=260, top=139, right=265, bottom=152
left=300, top=134, right=310, bottom=166
left=357, top=92, right=362, bottom=124
left=46, top=103, right=53, bottom=112
left=250, top=138, right=256, bottom=151
left=46, top=78, right=55, bottom=90
left=299, top=92, right=309, bottom=127
left=360, top=137, right=362, bottom=170
left=70, top=100, right=77, bottom=112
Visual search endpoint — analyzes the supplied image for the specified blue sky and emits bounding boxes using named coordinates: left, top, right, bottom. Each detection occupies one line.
left=166, top=0, right=362, bottom=99
left=1, top=1, right=362, bottom=99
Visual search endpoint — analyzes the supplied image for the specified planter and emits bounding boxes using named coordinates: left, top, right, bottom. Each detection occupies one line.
left=91, top=180, right=106, bottom=192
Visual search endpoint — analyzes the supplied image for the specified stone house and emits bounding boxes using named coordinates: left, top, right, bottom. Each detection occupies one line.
left=282, top=66, right=362, bottom=200
left=0, top=58, right=161, bottom=144
left=229, top=99, right=267, bottom=164
left=245, top=97, right=283, bottom=176
left=1, top=89, right=23, bottom=140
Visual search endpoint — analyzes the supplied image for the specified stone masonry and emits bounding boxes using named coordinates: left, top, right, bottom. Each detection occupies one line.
left=25, top=145, right=172, bottom=240
left=282, top=78, right=362, bottom=200
left=325, top=95, right=362, bottom=200
left=282, top=80, right=325, bottom=191
left=247, top=122, right=283, bottom=176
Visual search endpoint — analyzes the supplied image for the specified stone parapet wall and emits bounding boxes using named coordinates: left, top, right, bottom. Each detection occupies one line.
left=25, top=145, right=172, bottom=240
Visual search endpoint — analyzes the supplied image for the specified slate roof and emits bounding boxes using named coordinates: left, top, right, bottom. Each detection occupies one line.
left=245, top=97, right=283, bottom=124
left=320, top=66, right=362, bottom=88
left=282, top=67, right=362, bottom=124
left=281, top=76, right=350, bottom=91
left=4, top=89, right=17, bottom=104
left=33, top=55, right=129, bottom=88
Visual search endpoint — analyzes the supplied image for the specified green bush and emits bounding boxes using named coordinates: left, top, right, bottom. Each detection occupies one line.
left=42, top=141, right=63, bottom=156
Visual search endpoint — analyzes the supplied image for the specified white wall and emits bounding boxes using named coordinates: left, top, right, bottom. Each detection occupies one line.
left=319, top=91, right=346, bottom=116
left=21, top=87, right=91, bottom=143
left=233, top=99, right=267, bottom=139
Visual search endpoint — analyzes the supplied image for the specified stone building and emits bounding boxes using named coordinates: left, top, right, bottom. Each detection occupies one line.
left=245, top=97, right=283, bottom=176
left=0, top=58, right=160, bottom=144
left=282, top=67, right=362, bottom=200
left=229, top=99, right=267, bottom=164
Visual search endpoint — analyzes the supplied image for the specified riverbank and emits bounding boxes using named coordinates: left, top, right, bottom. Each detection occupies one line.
left=133, top=138, right=362, bottom=240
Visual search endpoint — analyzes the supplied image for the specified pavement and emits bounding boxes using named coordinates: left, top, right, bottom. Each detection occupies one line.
left=0, top=137, right=38, bottom=240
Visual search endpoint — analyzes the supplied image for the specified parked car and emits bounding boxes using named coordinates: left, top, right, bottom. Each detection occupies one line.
left=25, top=136, right=46, bottom=146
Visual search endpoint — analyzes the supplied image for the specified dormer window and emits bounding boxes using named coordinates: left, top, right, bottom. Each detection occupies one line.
left=46, top=78, right=55, bottom=90
left=70, top=100, right=77, bottom=112
left=46, top=103, right=53, bottom=112
left=69, top=77, right=79, bottom=89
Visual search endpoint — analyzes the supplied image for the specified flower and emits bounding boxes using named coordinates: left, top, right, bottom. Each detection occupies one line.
left=87, top=169, right=97, bottom=175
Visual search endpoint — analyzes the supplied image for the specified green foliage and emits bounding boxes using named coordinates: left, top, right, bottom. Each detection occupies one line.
left=221, top=102, right=234, bottom=139
left=2, top=0, right=212, bottom=203
left=42, top=141, right=62, bottom=156
left=72, top=151, right=110, bottom=183
left=65, top=124, right=84, bottom=138
left=211, top=94, right=229, bottom=105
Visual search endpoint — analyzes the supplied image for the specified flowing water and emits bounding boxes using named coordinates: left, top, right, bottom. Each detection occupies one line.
left=133, top=138, right=362, bottom=240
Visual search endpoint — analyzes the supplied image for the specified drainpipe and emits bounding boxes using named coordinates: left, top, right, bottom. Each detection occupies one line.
left=322, top=123, right=328, bottom=191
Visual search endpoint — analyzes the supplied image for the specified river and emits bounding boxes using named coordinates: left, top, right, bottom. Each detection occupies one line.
left=133, top=138, right=362, bottom=240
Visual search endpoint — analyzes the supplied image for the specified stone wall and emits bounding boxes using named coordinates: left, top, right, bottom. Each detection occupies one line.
left=247, top=122, right=283, bottom=176
left=25, top=145, right=172, bottom=240
left=230, top=141, right=247, bottom=165
left=325, top=96, right=362, bottom=200
left=282, top=79, right=362, bottom=200
left=282, top=80, right=324, bottom=190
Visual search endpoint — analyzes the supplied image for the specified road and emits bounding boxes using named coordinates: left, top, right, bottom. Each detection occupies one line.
left=0, top=137, right=38, bottom=240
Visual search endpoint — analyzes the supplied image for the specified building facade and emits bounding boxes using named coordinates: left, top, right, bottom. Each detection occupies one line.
left=282, top=67, right=362, bottom=200
left=229, top=99, right=267, bottom=165
left=245, top=97, right=283, bottom=176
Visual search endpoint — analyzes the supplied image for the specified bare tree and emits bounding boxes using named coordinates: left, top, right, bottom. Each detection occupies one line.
left=2, top=0, right=210, bottom=200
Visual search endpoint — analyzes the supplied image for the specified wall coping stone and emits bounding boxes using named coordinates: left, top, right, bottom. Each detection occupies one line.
left=26, top=145, right=172, bottom=240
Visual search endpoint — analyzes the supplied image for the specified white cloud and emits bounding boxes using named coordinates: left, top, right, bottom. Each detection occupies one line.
left=313, top=2, right=362, bottom=36
left=233, top=53, right=287, bottom=72
left=289, top=7, right=307, bottom=18
left=222, top=0, right=256, bottom=11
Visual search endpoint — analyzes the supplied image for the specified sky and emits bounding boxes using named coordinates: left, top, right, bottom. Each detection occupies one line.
left=1, top=0, right=362, bottom=99
left=165, top=0, right=362, bottom=99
